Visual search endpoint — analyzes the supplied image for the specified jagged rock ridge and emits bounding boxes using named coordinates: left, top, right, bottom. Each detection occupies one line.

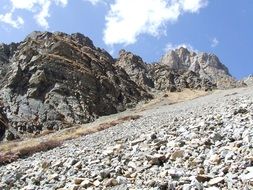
left=0, top=32, right=242, bottom=141
left=160, top=47, right=241, bottom=89
left=0, top=31, right=151, bottom=140
left=116, top=49, right=217, bottom=92
left=243, top=74, right=253, bottom=86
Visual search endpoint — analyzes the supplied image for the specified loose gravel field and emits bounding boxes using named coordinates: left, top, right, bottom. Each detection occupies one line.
left=0, top=87, right=253, bottom=190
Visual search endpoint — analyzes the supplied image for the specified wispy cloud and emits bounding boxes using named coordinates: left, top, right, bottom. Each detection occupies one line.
left=164, top=42, right=197, bottom=52
left=211, top=37, right=219, bottom=47
left=0, top=0, right=68, bottom=29
left=0, top=12, right=24, bottom=28
left=83, top=0, right=104, bottom=5
left=103, top=0, right=208, bottom=46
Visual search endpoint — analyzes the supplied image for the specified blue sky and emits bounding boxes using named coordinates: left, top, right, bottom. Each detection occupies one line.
left=0, top=0, right=252, bottom=79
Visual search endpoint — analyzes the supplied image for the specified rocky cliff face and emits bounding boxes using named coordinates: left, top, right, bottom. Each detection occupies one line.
left=116, top=50, right=215, bottom=92
left=0, top=32, right=151, bottom=140
left=160, top=47, right=241, bottom=89
left=116, top=50, right=154, bottom=90
left=0, top=108, right=8, bottom=141
left=148, top=64, right=214, bottom=92
left=0, top=32, right=242, bottom=141
left=243, top=75, right=253, bottom=86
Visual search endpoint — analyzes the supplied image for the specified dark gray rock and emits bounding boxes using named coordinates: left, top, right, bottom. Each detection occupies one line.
left=0, top=32, right=152, bottom=140
left=0, top=109, right=7, bottom=140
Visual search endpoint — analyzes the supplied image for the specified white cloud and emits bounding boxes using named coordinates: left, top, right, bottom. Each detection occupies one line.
left=103, top=0, right=208, bottom=46
left=164, top=42, right=197, bottom=52
left=54, top=0, right=68, bottom=7
left=83, top=0, right=104, bottom=5
left=211, top=37, right=219, bottom=47
left=34, top=0, right=51, bottom=29
left=0, top=12, right=24, bottom=28
left=0, top=0, right=68, bottom=29
left=10, top=0, right=37, bottom=10
left=180, top=0, right=208, bottom=13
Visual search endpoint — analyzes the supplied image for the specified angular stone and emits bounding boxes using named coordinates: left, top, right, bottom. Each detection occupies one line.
left=93, top=180, right=100, bottom=187
left=209, top=154, right=221, bottom=164
left=74, top=178, right=85, bottom=185
left=209, top=177, right=224, bottom=185
left=105, top=178, right=118, bottom=187
left=48, top=174, right=59, bottom=181
left=130, top=138, right=146, bottom=146
left=146, top=154, right=167, bottom=165
left=80, top=178, right=91, bottom=188
left=171, top=150, right=185, bottom=160
left=196, top=175, right=212, bottom=183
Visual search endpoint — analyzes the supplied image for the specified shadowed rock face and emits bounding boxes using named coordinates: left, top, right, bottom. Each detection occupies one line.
left=0, top=32, right=152, bottom=140
left=0, top=115, right=6, bottom=140
left=0, top=102, right=8, bottom=140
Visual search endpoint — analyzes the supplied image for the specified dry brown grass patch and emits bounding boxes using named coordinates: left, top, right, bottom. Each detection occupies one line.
left=0, top=152, right=19, bottom=165
left=18, top=140, right=62, bottom=157
left=0, top=140, right=62, bottom=165
left=0, top=115, right=141, bottom=165
left=68, top=115, right=141, bottom=138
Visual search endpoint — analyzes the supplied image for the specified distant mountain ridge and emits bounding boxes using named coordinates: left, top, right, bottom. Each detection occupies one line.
left=243, top=74, right=253, bottom=86
left=0, top=31, right=245, bottom=141
left=160, top=47, right=239, bottom=89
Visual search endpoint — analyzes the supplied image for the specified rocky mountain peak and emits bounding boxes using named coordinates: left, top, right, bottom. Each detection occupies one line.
left=24, top=31, right=95, bottom=50
left=160, top=47, right=238, bottom=89
left=70, top=33, right=95, bottom=49
left=117, top=49, right=147, bottom=70
left=243, top=74, right=253, bottom=86
left=116, top=50, right=154, bottom=89
left=0, top=31, right=151, bottom=140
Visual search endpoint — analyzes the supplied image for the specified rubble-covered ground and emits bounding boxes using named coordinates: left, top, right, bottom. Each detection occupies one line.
left=0, top=86, right=253, bottom=190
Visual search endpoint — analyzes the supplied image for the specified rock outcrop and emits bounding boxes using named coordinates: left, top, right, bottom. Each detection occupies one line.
left=116, top=50, right=215, bottom=92
left=148, top=64, right=214, bottom=92
left=160, top=47, right=241, bottom=89
left=0, top=32, right=151, bottom=140
left=243, top=74, right=253, bottom=86
left=116, top=50, right=154, bottom=90
left=0, top=100, right=9, bottom=141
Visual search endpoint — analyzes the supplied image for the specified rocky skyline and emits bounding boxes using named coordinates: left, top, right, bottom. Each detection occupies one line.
left=0, top=31, right=246, bottom=141
left=0, top=1, right=252, bottom=79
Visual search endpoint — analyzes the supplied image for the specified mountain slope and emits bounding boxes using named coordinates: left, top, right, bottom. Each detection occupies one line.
left=0, top=85, right=252, bottom=189
left=0, top=32, right=244, bottom=141
left=0, top=32, right=151, bottom=140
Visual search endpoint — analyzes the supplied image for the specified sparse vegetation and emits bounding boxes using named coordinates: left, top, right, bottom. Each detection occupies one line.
left=17, top=140, right=62, bottom=157
left=0, top=140, right=62, bottom=165
left=0, top=114, right=141, bottom=165
left=0, top=151, right=19, bottom=165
